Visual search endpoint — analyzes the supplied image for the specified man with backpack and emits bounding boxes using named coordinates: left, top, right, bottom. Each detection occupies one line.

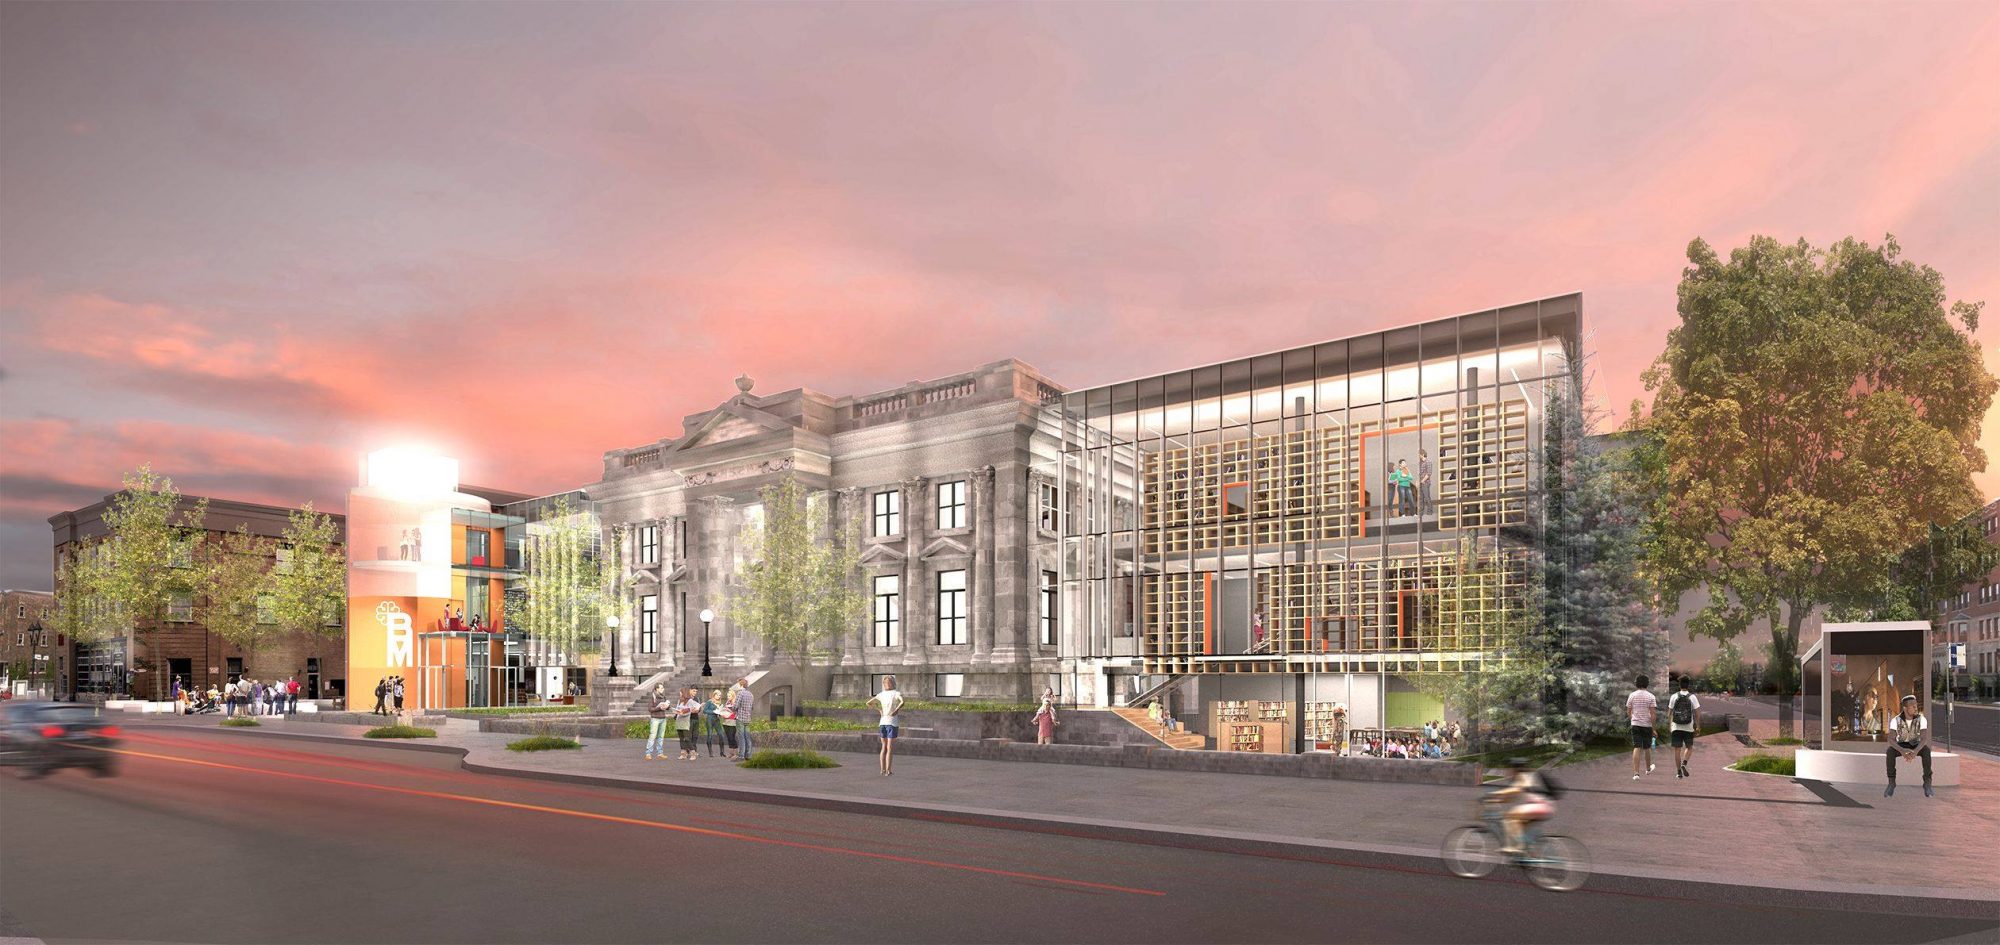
left=1667, top=675, right=1701, bottom=779
left=372, top=678, right=388, bottom=716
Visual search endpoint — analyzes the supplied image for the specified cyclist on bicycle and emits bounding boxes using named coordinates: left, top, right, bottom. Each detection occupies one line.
left=1485, top=758, right=1556, bottom=856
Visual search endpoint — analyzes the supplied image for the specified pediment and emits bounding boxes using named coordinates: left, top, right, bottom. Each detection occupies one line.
left=859, top=543, right=907, bottom=565
left=671, top=400, right=797, bottom=454
left=664, top=564, right=689, bottom=584
left=918, top=535, right=972, bottom=559
left=631, top=569, right=661, bottom=586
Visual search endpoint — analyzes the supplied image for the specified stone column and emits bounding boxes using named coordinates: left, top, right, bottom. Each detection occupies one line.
left=991, top=464, right=1032, bottom=667
left=695, top=495, right=740, bottom=670
left=901, top=476, right=928, bottom=666
left=837, top=487, right=866, bottom=667
left=972, top=465, right=998, bottom=664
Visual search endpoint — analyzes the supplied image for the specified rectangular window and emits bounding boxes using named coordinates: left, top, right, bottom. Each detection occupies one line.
left=1040, top=571, right=1058, bottom=646
left=937, top=570, right=967, bottom=645
left=15, top=605, right=23, bottom=619
left=169, top=539, right=194, bottom=569
left=275, top=547, right=294, bottom=574
left=640, top=595, right=659, bottom=654
left=935, top=673, right=965, bottom=698
left=676, top=518, right=688, bottom=564
left=167, top=594, right=193, bottom=623
left=639, top=525, right=661, bottom=565
left=872, top=490, right=901, bottom=537
left=872, top=575, right=901, bottom=647
left=256, top=594, right=275, bottom=624
left=466, top=529, right=491, bottom=567
left=937, top=480, right=967, bottom=530
left=1038, top=481, right=1060, bottom=532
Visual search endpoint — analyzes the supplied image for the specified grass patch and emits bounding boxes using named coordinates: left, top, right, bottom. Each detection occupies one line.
left=506, top=735, right=582, bottom=752
left=364, top=724, right=437, bottom=739
left=220, top=717, right=260, bottom=727
left=737, top=749, right=839, bottom=769
left=451, top=705, right=586, bottom=716
left=1762, top=736, right=1804, bottom=746
left=805, top=699, right=1037, bottom=713
left=1731, top=752, right=1797, bottom=776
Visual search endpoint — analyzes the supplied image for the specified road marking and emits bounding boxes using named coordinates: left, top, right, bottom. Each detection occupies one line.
left=93, top=745, right=1165, bottom=898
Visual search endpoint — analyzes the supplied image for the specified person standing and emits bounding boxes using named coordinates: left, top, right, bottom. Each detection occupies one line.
left=701, top=689, right=726, bottom=757
left=1667, top=677, right=1701, bottom=779
left=1885, top=694, right=1933, bottom=798
left=1626, top=674, right=1658, bottom=780
left=1417, top=449, right=1433, bottom=515
left=867, top=676, right=905, bottom=776
left=731, top=679, right=755, bottom=762
left=399, top=529, right=412, bottom=561
left=392, top=676, right=406, bottom=716
left=643, top=686, right=670, bottom=761
left=1032, top=693, right=1058, bottom=746
left=675, top=687, right=702, bottom=761
left=719, top=686, right=741, bottom=759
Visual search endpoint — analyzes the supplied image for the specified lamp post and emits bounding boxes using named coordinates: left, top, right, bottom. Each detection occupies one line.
left=699, top=608, right=714, bottom=678
left=606, top=614, right=620, bottom=678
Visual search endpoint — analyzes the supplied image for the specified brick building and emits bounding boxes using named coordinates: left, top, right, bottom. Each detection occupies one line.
left=1936, top=497, right=2000, bottom=699
left=1, top=589, right=58, bottom=696
left=49, top=495, right=347, bottom=701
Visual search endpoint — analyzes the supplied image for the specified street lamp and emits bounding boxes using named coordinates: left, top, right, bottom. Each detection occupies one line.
left=699, top=608, right=714, bottom=678
left=605, top=614, right=620, bottom=678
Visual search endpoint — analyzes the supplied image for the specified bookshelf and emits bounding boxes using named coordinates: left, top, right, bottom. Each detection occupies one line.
left=1304, top=702, right=1347, bottom=749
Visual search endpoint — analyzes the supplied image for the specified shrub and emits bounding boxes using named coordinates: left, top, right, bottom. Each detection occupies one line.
left=220, top=718, right=260, bottom=727
left=1732, top=752, right=1796, bottom=776
left=738, top=749, right=838, bottom=769
left=624, top=720, right=651, bottom=739
left=1762, top=736, right=1804, bottom=746
left=364, top=725, right=437, bottom=739
left=507, top=735, right=582, bottom=752
left=750, top=716, right=870, bottom=733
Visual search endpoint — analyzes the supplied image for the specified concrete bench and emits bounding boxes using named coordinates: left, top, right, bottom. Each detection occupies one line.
left=1795, top=747, right=1961, bottom=786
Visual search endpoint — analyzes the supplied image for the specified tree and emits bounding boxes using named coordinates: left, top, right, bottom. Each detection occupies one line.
left=1538, top=370, right=1667, bottom=746
left=730, top=475, right=867, bottom=664
left=1702, top=643, right=1745, bottom=693
left=1638, top=235, right=1995, bottom=735
left=269, top=504, right=347, bottom=668
left=91, top=466, right=209, bottom=699
left=515, top=496, right=621, bottom=666
left=198, top=525, right=272, bottom=672
left=1832, top=514, right=2000, bottom=623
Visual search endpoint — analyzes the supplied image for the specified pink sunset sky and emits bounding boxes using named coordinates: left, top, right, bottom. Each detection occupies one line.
left=2, top=2, right=1997, bottom=591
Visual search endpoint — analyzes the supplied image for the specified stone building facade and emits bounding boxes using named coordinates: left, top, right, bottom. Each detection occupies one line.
left=49, top=495, right=348, bottom=700
left=1937, top=497, right=2000, bottom=699
left=589, top=360, right=1068, bottom=703
left=1, top=589, right=58, bottom=695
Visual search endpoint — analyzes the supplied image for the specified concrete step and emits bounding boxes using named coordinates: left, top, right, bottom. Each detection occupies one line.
left=1109, top=706, right=1204, bottom=750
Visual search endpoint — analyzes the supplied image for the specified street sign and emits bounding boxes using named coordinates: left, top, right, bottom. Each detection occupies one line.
left=1949, top=643, right=1967, bottom=669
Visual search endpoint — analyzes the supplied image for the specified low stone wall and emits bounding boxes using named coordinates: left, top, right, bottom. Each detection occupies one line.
left=477, top=716, right=632, bottom=739
left=805, top=707, right=1038, bottom=742
left=759, top=732, right=1477, bottom=785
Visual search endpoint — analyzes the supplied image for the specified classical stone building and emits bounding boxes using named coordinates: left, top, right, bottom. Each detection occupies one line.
left=589, top=361, right=1069, bottom=705
left=49, top=495, right=348, bottom=700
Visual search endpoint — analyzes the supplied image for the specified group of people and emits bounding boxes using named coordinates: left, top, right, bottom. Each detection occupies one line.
left=173, top=675, right=302, bottom=717
left=370, top=676, right=407, bottom=716
left=643, top=678, right=756, bottom=762
left=1385, top=450, right=1433, bottom=517
left=1363, top=735, right=1450, bottom=759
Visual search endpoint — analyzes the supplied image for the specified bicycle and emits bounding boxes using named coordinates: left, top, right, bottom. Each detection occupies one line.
left=1441, top=792, right=1592, bottom=891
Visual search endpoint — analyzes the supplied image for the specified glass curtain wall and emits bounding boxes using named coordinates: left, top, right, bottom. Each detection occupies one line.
left=1053, top=295, right=1580, bottom=685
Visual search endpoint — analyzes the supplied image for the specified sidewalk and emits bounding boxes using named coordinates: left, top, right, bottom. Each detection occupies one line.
left=138, top=714, right=1998, bottom=909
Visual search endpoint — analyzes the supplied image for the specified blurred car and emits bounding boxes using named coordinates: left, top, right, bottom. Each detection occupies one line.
left=0, top=701, right=121, bottom=778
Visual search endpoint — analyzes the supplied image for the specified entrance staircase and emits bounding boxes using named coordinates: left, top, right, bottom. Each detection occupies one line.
left=602, top=666, right=729, bottom=715
left=1108, top=705, right=1205, bottom=750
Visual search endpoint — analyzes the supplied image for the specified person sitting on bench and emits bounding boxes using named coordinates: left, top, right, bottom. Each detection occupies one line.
left=1884, top=694, right=1933, bottom=798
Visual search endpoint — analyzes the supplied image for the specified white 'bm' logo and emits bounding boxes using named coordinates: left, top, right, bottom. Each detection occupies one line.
left=376, top=601, right=414, bottom=668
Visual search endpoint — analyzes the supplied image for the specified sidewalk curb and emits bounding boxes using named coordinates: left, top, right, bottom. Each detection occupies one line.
left=138, top=722, right=2000, bottom=920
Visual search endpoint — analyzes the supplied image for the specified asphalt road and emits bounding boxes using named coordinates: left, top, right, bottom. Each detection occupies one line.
left=1704, top=694, right=2000, bottom=755
left=1, top=729, right=1993, bottom=945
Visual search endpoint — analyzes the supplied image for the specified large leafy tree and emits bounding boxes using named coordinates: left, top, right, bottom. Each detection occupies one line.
left=199, top=525, right=273, bottom=672
left=269, top=504, right=347, bottom=665
left=92, top=466, right=209, bottom=698
left=730, top=475, right=867, bottom=664
left=1639, top=235, right=1995, bottom=734
left=1833, top=514, right=2000, bottom=623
